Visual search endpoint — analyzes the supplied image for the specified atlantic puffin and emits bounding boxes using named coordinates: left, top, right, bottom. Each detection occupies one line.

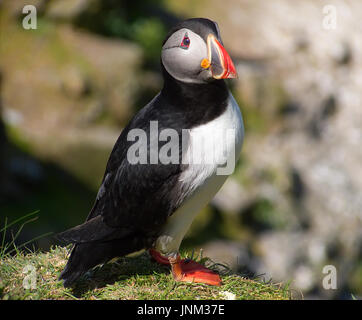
left=57, top=18, right=244, bottom=287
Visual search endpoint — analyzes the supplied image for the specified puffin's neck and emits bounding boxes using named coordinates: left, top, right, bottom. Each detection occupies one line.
left=160, top=65, right=229, bottom=126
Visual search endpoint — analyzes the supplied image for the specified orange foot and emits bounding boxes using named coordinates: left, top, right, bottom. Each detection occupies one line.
left=149, top=249, right=221, bottom=286
left=149, top=248, right=170, bottom=265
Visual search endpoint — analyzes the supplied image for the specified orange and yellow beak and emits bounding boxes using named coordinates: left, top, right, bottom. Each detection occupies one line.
left=201, top=34, right=237, bottom=79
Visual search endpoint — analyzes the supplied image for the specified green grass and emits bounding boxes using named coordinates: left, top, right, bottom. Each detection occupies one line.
left=0, top=246, right=292, bottom=300
left=0, top=213, right=292, bottom=300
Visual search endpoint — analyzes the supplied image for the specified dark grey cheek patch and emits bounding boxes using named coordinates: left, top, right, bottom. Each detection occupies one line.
left=163, top=45, right=180, bottom=51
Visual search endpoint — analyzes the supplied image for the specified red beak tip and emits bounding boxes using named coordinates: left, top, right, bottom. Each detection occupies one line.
left=230, top=71, right=238, bottom=79
left=208, top=34, right=238, bottom=80
left=222, top=66, right=238, bottom=79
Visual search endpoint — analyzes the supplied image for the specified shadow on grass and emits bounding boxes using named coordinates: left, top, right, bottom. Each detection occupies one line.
left=68, top=250, right=258, bottom=298
left=69, top=252, right=170, bottom=297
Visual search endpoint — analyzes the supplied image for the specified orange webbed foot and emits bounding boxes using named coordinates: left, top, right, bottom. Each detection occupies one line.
left=149, top=249, right=221, bottom=286
left=177, top=258, right=222, bottom=286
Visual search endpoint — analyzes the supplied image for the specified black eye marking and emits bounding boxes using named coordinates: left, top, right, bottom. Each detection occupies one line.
left=180, top=33, right=190, bottom=49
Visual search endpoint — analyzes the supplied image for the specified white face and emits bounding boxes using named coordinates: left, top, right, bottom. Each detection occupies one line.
left=161, top=28, right=212, bottom=84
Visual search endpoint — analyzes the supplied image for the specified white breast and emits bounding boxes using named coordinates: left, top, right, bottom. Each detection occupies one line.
left=155, top=93, right=244, bottom=254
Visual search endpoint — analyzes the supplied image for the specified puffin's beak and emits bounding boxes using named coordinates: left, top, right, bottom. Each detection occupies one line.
left=203, top=34, right=237, bottom=79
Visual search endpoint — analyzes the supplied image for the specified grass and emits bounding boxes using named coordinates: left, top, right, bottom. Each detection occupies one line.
left=0, top=213, right=292, bottom=300
left=0, top=246, right=292, bottom=300
left=0, top=211, right=53, bottom=260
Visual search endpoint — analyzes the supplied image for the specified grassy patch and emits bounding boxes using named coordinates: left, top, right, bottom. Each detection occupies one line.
left=0, top=246, right=292, bottom=300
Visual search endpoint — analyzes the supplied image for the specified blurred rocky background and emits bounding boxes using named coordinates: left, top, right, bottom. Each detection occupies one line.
left=0, top=0, right=361, bottom=299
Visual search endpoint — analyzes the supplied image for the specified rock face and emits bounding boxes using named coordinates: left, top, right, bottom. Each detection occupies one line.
left=189, top=0, right=362, bottom=298
left=0, top=8, right=143, bottom=188
left=0, top=71, right=6, bottom=181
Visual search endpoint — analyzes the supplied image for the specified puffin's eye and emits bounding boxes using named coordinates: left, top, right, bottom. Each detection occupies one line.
left=180, top=34, right=190, bottom=49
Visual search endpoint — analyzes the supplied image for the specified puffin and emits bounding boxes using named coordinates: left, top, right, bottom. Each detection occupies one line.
left=57, top=18, right=244, bottom=287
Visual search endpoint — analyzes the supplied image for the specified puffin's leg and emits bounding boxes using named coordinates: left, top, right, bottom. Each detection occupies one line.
left=168, top=253, right=222, bottom=286
left=149, top=248, right=170, bottom=265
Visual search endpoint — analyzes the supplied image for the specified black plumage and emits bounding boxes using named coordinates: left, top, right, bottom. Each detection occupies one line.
left=57, top=18, right=230, bottom=287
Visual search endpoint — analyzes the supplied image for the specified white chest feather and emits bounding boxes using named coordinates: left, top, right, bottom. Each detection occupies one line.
left=155, top=93, right=244, bottom=254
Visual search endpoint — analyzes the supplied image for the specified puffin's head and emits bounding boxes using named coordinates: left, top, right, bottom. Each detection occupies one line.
left=161, top=18, right=237, bottom=84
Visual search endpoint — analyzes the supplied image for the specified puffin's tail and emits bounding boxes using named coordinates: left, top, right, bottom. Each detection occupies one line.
left=59, top=244, right=87, bottom=287
left=59, top=238, right=147, bottom=287
left=56, top=217, right=147, bottom=287
left=59, top=242, right=111, bottom=287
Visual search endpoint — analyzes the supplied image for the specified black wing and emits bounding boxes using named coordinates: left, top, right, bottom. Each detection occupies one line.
left=59, top=93, right=190, bottom=244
